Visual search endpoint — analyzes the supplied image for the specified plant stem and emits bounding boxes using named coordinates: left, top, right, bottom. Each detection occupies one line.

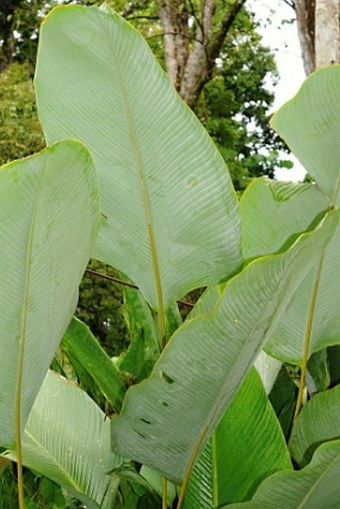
left=162, top=477, right=168, bottom=509
left=294, top=254, right=324, bottom=420
left=158, top=279, right=168, bottom=502
left=16, top=338, right=26, bottom=509
left=15, top=181, right=41, bottom=509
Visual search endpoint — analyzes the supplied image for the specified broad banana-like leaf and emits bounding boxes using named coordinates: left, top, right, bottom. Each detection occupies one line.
left=264, top=68, right=340, bottom=363
left=61, top=317, right=126, bottom=411
left=289, top=384, right=340, bottom=467
left=240, top=179, right=328, bottom=260
left=224, top=440, right=340, bottom=509
left=111, top=208, right=340, bottom=484
left=4, top=370, right=121, bottom=509
left=190, top=285, right=282, bottom=393
left=271, top=66, right=340, bottom=205
left=268, top=220, right=340, bottom=364
left=183, top=368, right=291, bottom=508
left=240, top=178, right=340, bottom=364
left=0, top=141, right=99, bottom=446
left=34, top=5, right=241, bottom=309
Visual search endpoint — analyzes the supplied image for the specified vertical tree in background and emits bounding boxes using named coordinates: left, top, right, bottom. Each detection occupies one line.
left=159, top=0, right=247, bottom=108
left=315, top=0, right=340, bottom=68
left=287, top=0, right=340, bottom=74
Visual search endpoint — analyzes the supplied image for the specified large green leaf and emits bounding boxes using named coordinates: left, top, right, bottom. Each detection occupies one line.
left=34, top=5, right=241, bottom=309
left=4, top=370, right=121, bottom=509
left=0, top=141, right=99, bottom=446
left=223, top=440, right=340, bottom=509
left=289, top=384, right=340, bottom=467
left=271, top=66, right=340, bottom=205
left=111, top=209, right=340, bottom=484
left=183, top=368, right=291, bottom=508
left=267, top=221, right=340, bottom=363
left=240, top=177, right=340, bottom=364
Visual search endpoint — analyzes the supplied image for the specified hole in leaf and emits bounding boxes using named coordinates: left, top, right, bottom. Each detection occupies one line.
left=134, top=430, right=146, bottom=439
left=161, top=371, right=174, bottom=384
left=140, top=417, right=151, bottom=425
left=161, top=401, right=169, bottom=407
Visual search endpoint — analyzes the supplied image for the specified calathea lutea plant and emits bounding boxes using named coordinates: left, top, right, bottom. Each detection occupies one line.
left=1, top=4, right=340, bottom=509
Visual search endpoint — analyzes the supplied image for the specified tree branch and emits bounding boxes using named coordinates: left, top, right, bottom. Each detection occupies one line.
left=207, top=0, right=247, bottom=64
left=282, top=0, right=296, bottom=9
left=125, top=15, right=160, bottom=21
left=187, top=0, right=204, bottom=36
left=85, top=268, right=194, bottom=308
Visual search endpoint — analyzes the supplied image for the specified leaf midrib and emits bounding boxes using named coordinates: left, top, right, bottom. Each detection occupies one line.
left=110, top=30, right=166, bottom=327
left=15, top=165, right=47, bottom=469
left=24, top=429, right=85, bottom=493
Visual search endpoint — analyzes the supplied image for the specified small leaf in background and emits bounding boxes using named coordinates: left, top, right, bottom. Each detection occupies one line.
left=140, top=465, right=177, bottom=507
left=120, top=282, right=160, bottom=381
left=61, top=317, right=125, bottom=411
left=269, top=367, right=298, bottom=440
left=328, top=345, right=340, bottom=387
left=307, top=348, right=330, bottom=394
left=289, top=383, right=340, bottom=467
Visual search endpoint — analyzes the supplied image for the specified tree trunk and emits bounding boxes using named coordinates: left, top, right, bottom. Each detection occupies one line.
left=295, top=0, right=316, bottom=74
left=294, top=0, right=340, bottom=74
left=315, top=0, right=340, bottom=68
left=158, top=0, right=189, bottom=89
left=158, top=0, right=246, bottom=108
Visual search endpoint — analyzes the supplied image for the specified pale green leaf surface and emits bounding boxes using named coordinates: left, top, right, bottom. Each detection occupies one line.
left=4, top=370, right=121, bottom=509
left=266, top=222, right=340, bottom=363
left=35, top=5, right=241, bottom=309
left=111, top=209, right=339, bottom=483
left=271, top=66, right=340, bottom=205
left=0, top=141, right=99, bottom=446
left=240, top=178, right=340, bottom=364
left=289, top=384, right=340, bottom=466
left=183, top=368, right=291, bottom=508
left=190, top=286, right=281, bottom=394
left=240, top=178, right=328, bottom=260
left=61, top=317, right=126, bottom=411
left=223, top=440, right=340, bottom=509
